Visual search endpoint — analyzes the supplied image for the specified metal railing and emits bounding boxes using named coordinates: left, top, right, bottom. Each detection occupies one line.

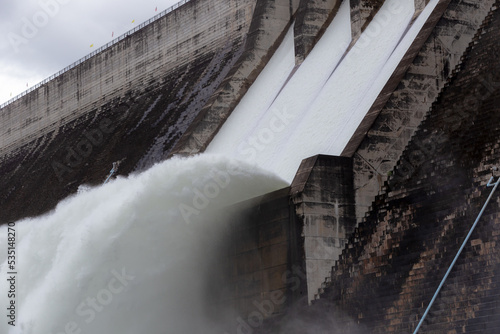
left=413, top=170, right=500, bottom=333
left=0, top=0, right=190, bottom=109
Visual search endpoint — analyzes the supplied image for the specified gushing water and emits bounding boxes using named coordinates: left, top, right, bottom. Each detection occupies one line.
left=0, top=154, right=287, bottom=334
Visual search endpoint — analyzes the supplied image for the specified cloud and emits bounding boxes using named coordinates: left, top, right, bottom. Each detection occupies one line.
left=0, top=0, right=182, bottom=105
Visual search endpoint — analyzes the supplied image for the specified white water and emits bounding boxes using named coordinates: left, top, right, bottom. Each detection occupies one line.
left=0, top=155, right=287, bottom=334
left=0, top=0, right=441, bottom=332
left=207, top=0, right=438, bottom=183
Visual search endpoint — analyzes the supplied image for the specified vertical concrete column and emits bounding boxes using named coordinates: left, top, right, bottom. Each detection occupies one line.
left=293, top=0, right=342, bottom=64
left=290, top=155, right=356, bottom=303
left=350, top=0, right=384, bottom=43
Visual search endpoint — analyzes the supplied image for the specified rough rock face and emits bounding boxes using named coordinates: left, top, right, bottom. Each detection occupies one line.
left=322, top=3, right=500, bottom=332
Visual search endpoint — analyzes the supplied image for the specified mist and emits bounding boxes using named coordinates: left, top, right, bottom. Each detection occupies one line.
left=0, top=154, right=286, bottom=334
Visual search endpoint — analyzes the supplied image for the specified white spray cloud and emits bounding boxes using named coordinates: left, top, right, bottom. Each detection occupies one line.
left=0, top=154, right=287, bottom=334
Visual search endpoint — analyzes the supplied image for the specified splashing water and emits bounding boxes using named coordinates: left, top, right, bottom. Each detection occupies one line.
left=0, top=154, right=287, bottom=334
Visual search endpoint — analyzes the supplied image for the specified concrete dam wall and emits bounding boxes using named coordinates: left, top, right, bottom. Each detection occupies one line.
left=323, top=6, right=500, bottom=331
left=0, top=0, right=299, bottom=223
left=2, top=0, right=500, bottom=332
left=0, top=0, right=256, bottom=156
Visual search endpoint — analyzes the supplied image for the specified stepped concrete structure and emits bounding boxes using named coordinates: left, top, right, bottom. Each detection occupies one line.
left=322, top=6, right=500, bottom=332
left=2, top=0, right=500, bottom=332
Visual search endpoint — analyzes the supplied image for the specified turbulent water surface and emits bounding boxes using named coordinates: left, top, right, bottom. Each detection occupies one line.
left=0, top=155, right=287, bottom=334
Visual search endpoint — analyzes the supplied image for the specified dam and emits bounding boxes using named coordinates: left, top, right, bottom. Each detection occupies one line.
left=1, top=0, right=500, bottom=332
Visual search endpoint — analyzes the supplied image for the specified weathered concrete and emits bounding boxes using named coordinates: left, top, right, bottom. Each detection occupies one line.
left=350, top=0, right=384, bottom=42
left=169, top=0, right=299, bottom=157
left=351, top=0, right=430, bottom=47
left=349, top=0, right=497, bottom=222
left=0, top=0, right=257, bottom=157
left=342, top=0, right=452, bottom=159
left=322, top=5, right=500, bottom=331
left=0, top=0, right=262, bottom=224
left=0, top=45, right=245, bottom=223
left=290, top=155, right=356, bottom=304
left=216, top=155, right=356, bottom=320
left=293, top=0, right=342, bottom=64
left=218, top=188, right=296, bottom=320
left=414, top=0, right=431, bottom=19
left=1, top=1, right=499, bottom=331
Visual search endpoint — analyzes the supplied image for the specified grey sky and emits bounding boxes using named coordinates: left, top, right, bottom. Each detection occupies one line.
left=0, top=0, right=182, bottom=105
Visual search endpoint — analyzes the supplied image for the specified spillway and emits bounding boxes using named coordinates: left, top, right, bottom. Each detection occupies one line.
left=207, top=0, right=438, bottom=183
left=1, top=0, right=496, bottom=332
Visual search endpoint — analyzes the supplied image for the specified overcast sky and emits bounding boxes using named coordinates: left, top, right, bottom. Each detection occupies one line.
left=0, top=0, right=182, bottom=105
